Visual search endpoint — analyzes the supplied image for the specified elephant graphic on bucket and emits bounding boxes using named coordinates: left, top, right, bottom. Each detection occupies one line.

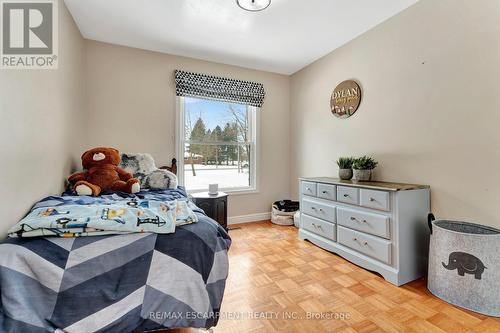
left=442, top=251, right=487, bottom=280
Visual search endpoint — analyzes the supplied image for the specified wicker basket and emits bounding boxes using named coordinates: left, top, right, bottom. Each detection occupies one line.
left=271, top=200, right=299, bottom=226
left=427, top=214, right=500, bottom=317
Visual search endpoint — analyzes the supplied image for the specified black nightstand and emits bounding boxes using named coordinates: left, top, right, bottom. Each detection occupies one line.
left=191, top=192, right=228, bottom=230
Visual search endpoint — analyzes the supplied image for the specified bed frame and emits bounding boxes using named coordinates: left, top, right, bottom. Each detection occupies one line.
left=159, top=158, right=177, bottom=175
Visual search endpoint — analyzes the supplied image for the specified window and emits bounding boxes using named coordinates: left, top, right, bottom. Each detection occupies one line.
left=177, top=97, right=258, bottom=193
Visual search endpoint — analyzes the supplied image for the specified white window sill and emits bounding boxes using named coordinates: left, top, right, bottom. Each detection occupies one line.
left=225, top=188, right=260, bottom=196
left=188, top=188, right=259, bottom=196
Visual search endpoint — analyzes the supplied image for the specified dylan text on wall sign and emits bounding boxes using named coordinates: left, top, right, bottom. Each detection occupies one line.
left=330, top=80, right=362, bottom=118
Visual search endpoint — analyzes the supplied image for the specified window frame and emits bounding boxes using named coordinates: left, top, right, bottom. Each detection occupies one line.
left=175, top=96, right=259, bottom=195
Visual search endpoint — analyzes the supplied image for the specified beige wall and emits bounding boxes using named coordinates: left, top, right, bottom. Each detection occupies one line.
left=290, top=0, right=500, bottom=228
left=84, top=41, right=290, bottom=218
left=0, top=0, right=86, bottom=235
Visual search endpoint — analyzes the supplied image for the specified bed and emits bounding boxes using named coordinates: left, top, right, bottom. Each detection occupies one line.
left=0, top=158, right=231, bottom=332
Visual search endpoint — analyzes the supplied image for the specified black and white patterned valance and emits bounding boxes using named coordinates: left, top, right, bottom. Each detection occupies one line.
left=174, top=70, right=265, bottom=108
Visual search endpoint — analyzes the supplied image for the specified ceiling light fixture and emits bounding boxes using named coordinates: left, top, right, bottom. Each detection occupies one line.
left=236, top=0, right=271, bottom=12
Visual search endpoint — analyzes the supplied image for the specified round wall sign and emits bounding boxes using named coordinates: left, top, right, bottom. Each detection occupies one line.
left=330, top=80, right=362, bottom=118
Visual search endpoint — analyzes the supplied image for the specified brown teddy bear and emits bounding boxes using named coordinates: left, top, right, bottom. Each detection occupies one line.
left=68, top=147, right=140, bottom=196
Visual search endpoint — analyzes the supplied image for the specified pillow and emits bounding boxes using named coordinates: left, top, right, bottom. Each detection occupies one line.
left=119, top=153, right=178, bottom=189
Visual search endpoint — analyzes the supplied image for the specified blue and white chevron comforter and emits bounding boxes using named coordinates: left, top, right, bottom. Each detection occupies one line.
left=0, top=188, right=231, bottom=332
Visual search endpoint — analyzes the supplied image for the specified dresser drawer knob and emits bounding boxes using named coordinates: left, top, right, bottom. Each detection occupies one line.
left=353, top=237, right=358, bottom=241
left=344, top=194, right=349, bottom=198
left=362, top=220, right=367, bottom=223
left=319, top=208, right=324, bottom=212
left=363, top=241, right=369, bottom=245
left=311, top=207, right=316, bottom=210
left=369, top=197, right=375, bottom=202
left=306, top=187, right=311, bottom=191
left=350, top=216, right=356, bottom=221
left=322, top=191, right=327, bottom=194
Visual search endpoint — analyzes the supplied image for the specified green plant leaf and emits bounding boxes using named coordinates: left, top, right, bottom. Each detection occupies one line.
left=336, top=157, right=355, bottom=169
left=352, top=156, right=378, bottom=170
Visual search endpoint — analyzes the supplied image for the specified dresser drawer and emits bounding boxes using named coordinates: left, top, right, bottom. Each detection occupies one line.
left=317, top=183, right=336, bottom=201
left=337, top=207, right=390, bottom=239
left=337, top=186, right=359, bottom=205
left=337, top=226, right=392, bottom=264
left=301, top=181, right=317, bottom=197
left=360, top=189, right=390, bottom=211
left=302, top=198, right=336, bottom=222
left=301, top=214, right=336, bottom=241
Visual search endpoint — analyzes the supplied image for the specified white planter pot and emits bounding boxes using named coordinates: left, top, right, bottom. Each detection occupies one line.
left=353, top=169, right=372, bottom=181
left=339, top=169, right=353, bottom=180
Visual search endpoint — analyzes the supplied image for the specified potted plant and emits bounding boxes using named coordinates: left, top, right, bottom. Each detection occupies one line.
left=352, top=156, right=378, bottom=181
left=336, top=157, right=355, bottom=180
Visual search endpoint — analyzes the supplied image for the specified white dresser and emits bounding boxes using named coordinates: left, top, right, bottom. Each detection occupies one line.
left=299, top=177, right=430, bottom=286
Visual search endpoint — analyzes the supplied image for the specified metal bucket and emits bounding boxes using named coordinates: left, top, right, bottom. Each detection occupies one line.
left=427, top=214, right=500, bottom=317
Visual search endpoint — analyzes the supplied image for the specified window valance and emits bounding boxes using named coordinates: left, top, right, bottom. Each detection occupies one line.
left=174, top=70, right=265, bottom=107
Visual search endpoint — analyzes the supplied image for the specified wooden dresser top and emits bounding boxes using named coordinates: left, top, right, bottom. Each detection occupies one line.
left=300, top=177, right=430, bottom=192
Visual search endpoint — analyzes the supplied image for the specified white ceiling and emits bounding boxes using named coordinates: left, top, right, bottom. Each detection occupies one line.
left=64, top=0, right=418, bottom=75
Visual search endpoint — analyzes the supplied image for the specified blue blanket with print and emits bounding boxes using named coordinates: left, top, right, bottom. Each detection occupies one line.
left=8, top=189, right=198, bottom=238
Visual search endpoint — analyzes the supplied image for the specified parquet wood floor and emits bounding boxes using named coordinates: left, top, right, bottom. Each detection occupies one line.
left=171, top=221, right=500, bottom=333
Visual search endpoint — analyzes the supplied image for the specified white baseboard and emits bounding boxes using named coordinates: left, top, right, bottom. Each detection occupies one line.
left=228, top=212, right=271, bottom=225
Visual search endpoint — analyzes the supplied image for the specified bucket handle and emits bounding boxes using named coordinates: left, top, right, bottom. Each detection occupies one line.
left=428, top=213, right=435, bottom=234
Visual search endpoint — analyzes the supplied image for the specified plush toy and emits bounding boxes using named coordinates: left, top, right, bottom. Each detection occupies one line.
left=68, top=147, right=140, bottom=196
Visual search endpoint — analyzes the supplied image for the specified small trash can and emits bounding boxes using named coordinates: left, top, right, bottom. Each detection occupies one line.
left=427, top=214, right=500, bottom=317
left=271, top=200, right=299, bottom=226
